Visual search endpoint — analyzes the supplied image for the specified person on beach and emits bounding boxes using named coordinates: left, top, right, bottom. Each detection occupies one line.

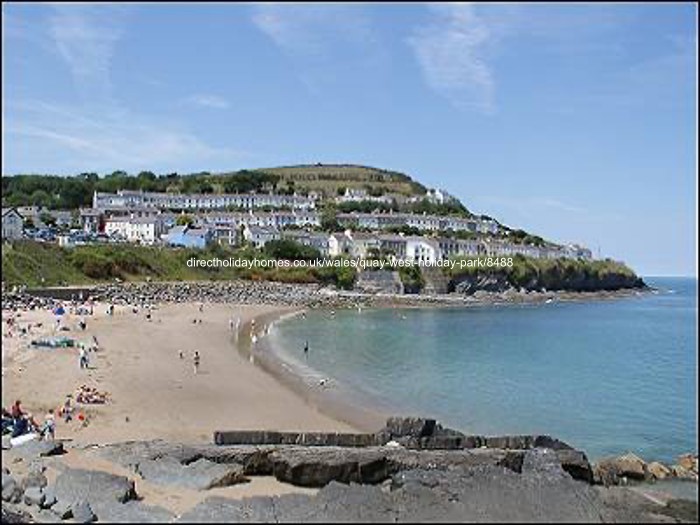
left=79, top=317, right=87, bottom=331
left=61, top=398, right=73, bottom=423
left=193, top=351, right=200, bottom=374
left=179, top=351, right=184, bottom=360
left=40, top=410, right=56, bottom=440
left=79, top=346, right=88, bottom=369
left=92, top=335, right=99, bottom=351
left=199, top=303, right=204, bottom=313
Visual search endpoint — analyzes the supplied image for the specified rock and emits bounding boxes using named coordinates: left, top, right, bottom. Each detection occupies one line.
left=676, top=454, right=698, bottom=474
left=1, top=506, right=34, bottom=523
left=555, top=449, right=594, bottom=483
left=382, top=417, right=437, bottom=439
left=24, top=486, right=46, bottom=507
left=647, top=461, right=672, bottom=480
left=175, top=496, right=279, bottom=523
left=13, top=440, right=64, bottom=459
left=41, top=487, right=57, bottom=509
left=53, top=468, right=137, bottom=505
left=2, top=472, right=16, bottom=491
left=22, top=469, right=48, bottom=490
left=2, top=475, right=24, bottom=503
left=670, top=464, right=698, bottom=481
left=593, top=453, right=648, bottom=485
left=135, top=457, right=247, bottom=490
left=88, top=501, right=175, bottom=523
left=270, top=446, right=392, bottom=487
left=71, top=501, right=96, bottom=523
left=51, top=500, right=73, bottom=520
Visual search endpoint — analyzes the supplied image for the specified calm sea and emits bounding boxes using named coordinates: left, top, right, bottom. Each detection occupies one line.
left=269, top=277, right=697, bottom=463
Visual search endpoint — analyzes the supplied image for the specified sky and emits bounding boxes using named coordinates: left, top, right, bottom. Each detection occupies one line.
left=2, top=2, right=697, bottom=276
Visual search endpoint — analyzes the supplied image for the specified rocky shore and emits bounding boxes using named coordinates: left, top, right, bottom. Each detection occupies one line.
left=1, top=279, right=649, bottom=313
left=1, top=418, right=697, bottom=523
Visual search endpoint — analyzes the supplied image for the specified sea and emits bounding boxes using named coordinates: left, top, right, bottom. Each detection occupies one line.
left=269, top=277, right=697, bottom=464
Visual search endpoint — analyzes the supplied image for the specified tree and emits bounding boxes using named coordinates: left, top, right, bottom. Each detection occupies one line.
left=176, top=214, right=195, bottom=227
left=40, top=212, right=57, bottom=228
left=320, top=204, right=339, bottom=231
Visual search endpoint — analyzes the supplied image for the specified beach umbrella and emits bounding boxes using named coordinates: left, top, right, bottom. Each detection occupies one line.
left=53, top=306, right=65, bottom=316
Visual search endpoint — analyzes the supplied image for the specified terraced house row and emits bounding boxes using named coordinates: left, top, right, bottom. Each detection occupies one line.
left=93, top=189, right=316, bottom=211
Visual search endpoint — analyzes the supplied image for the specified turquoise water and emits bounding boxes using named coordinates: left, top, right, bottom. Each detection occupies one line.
left=270, top=277, right=697, bottom=463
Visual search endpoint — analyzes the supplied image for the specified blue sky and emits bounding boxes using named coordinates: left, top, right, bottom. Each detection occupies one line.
left=2, top=3, right=697, bottom=276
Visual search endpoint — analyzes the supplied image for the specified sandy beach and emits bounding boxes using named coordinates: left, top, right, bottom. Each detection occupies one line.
left=1, top=301, right=364, bottom=447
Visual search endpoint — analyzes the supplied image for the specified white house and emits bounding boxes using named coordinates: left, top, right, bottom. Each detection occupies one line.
left=104, top=216, right=167, bottom=244
left=328, top=232, right=354, bottom=257
left=243, top=225, right=280, bottom=249
left=2, top=208, right=24, bottom=240
left=405, top=237, right=442, bottom=264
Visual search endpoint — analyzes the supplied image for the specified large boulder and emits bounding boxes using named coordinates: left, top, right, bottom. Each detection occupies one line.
left=23, top=486, right=45, bottom=507
left=676, top=454, right=698, bottom=474
left=593, top=453, right=649, bottom=485
left=53, top=468, right=137, bottom=506
left=135, top=457, right=247, bottom=490
left=2, top=475, right=24, bottom=504
left=555, top=449, right=594, bottom=483
left=670, top=464, right=698, bottom=481
left=270, top=446, right=392, bottom=487
left=647, top=461, right=672, bottom=480
left=11, top=440, right=64, bottom=459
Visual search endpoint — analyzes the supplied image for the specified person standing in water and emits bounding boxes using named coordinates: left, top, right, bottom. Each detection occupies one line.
left=304, top=341, right=309, bottom=357
left=193, top=351, right=200, bottom=375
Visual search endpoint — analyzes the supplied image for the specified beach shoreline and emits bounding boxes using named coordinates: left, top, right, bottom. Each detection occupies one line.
left=1, top=300, right=361, bottom=449
left=0, top=282, right=658, bottom=448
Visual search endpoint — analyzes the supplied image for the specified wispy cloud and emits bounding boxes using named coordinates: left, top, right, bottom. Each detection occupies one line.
left=47, top=4, right=128, bottom=101
left=185, top=94, right=231, bottom=110
left=250, top=4, right=381, bottom=92
left=6, top=100, right=240, bottom=173
left=408, top=3, right=495, bottom=113
left=251, top=4, right=373, bottom=58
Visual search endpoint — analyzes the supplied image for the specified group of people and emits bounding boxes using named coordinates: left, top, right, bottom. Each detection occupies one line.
left=1, top=400, right=55, bottom=441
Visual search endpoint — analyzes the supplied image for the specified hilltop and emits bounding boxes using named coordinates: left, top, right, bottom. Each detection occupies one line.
left=1, top=164, right=429, bottom=208
left=247, top=164, right=428, bottom=197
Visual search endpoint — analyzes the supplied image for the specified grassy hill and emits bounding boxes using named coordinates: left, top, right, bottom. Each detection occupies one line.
left=248, top=164, right=428, bottom=197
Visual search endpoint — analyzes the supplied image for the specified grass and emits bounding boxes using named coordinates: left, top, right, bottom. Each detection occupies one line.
left=250, top=164, right=427, bottom=197
left=1, top=241, right=357, bottom=289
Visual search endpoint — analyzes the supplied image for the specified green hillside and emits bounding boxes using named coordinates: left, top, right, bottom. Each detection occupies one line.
left=249, top=164, right=427, bottom=197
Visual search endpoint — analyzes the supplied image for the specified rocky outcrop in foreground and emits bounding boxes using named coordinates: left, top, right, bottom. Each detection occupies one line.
left=2, top=418, right=697, bottom=523
left=593, top=452, right=698, bottom=486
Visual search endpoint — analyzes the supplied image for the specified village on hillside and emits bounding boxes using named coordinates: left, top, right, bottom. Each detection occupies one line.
left=2, top=185, right=592, bottom=263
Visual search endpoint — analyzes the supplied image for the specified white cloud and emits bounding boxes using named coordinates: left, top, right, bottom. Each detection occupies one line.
left=186, top=94, right=231, bottom=110
left=6, top=100, right=240, bottom=173
left=47, top=4, right=128, bottom=100
left=251, top=4, right=373, bottom=58
left=250, top=4, right=382, bottom=92
left=408, top=3, right=495, bottom=113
